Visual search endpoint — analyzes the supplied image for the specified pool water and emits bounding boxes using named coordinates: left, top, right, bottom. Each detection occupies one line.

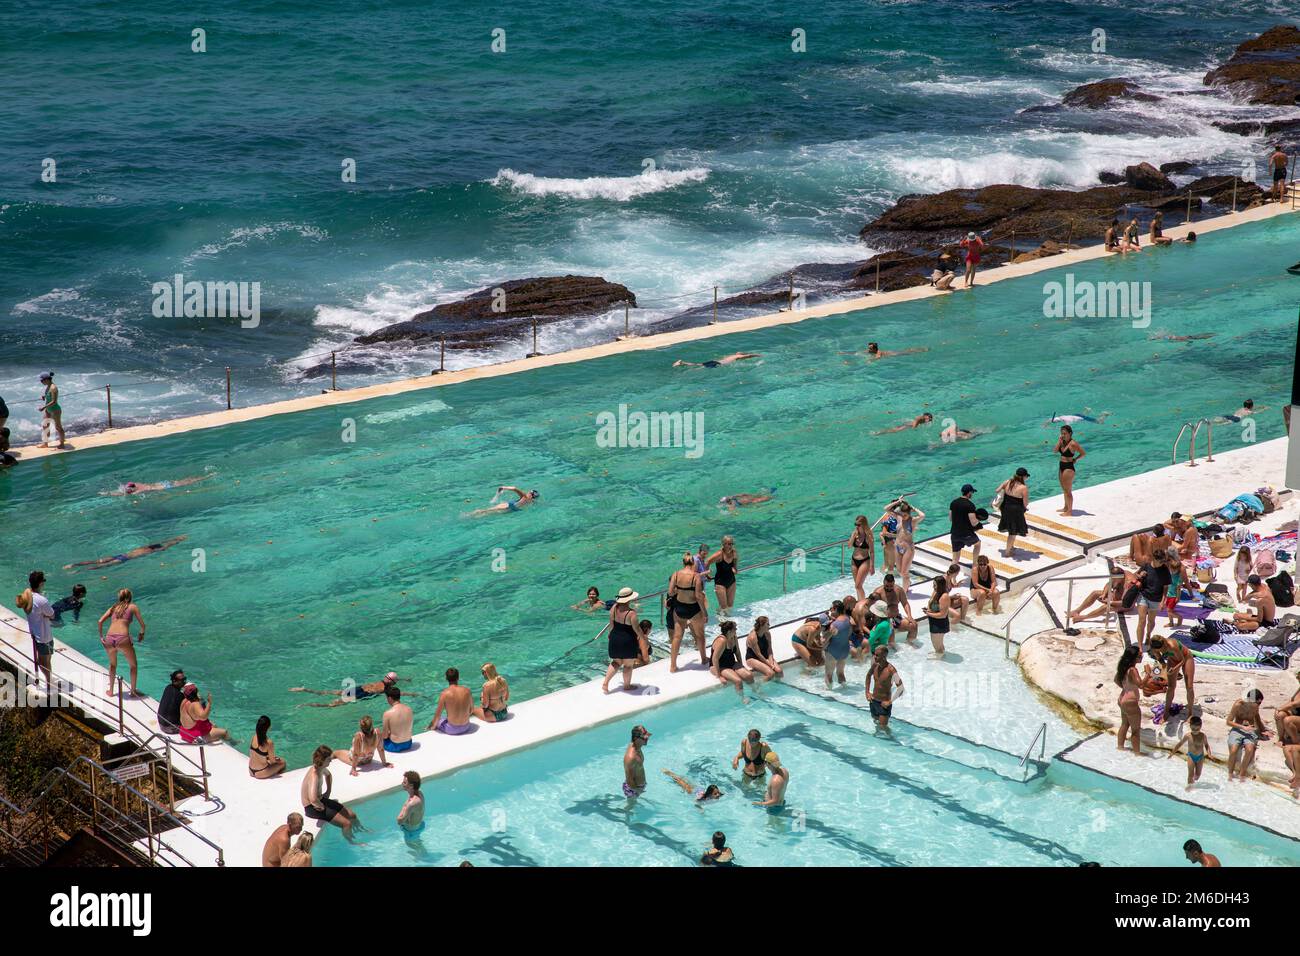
left=2, top=215, right=1296, bottom=762
left=311, top=681, right=1300, bottom=868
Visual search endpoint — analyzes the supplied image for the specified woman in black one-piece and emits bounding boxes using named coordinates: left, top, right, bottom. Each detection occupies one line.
left=996, top=467, right=1030, bottom=557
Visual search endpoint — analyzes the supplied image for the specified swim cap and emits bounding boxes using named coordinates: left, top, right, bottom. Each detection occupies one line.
left=385, top=671, right=398, bottom=683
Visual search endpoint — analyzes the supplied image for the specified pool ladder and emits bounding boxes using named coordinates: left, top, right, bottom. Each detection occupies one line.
left=1020, top=723, right=1047, bottom=771
left=1171, top=418, right=1214, bottom=467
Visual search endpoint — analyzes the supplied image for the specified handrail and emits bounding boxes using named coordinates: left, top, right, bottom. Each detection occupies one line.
left=1019, top=723, right=1048, bottom=768
left=1191, top=417, right=1214, bottom=464
left=1171, top=420, right=1195, bottom=465
left=1001, top=582, right=1045, bottom=659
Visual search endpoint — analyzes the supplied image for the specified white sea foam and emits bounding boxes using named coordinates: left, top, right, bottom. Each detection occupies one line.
left=184, top=222, right=328, bottom=263
left=363, top=399, right=452, bottom=424
left=490, top=167, right=710, bottom=201
left=13, top=288, right=82, bottom=314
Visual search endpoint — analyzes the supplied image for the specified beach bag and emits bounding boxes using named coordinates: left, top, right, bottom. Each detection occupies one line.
left=1121, top=582, right=1141, bottom=610
left=1196, top=567, right=1214, bottom=584
left=1254, top=550, right=1278, bottom=578
left=991, top=487, right=1005, bottom=509
left=1268, top=570, right=1295, bottom=608
left=1210, top=537, right=1233, bottom=559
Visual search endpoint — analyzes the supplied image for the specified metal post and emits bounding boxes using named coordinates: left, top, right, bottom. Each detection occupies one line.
left=225, top=367, right=232, bottom=410
left=433, top=335, right=446, bottom=374
left=146, top=801, right=155, bottom=861
left=711, top=286, right=718, bottom=325
left=875, top=258, right=881, bottom=293
left=1232, top=178, right=1238, bottom=213
left=624, top=301, right=630, bottom=337
left=1186, top=190, right=1192, bottom=224
left=526, top=320, right=541, bottom=358
left=840, top=543, right=845, bottom=576
left=781, top=558, right=788, bottom=593
left=90, top=770, right=99, bottom=833
left=787, top=274, right=794, bottom=310
left=1066, top=223, right=1074, bottom=247
left=199, top=746, right=210, bottom=802
left=1067, top=580, right=1074, bottom=627
left=117, top=675, right=124, bottom=734
left=1291, top=154, right=1297, bottom=208
left=331, top=352, right=337, bottom=391
left=1010, top=229, right=1015, bottom=260
left=105, top=385, right=113, bottom=428
left=164, top=739, right=176, bottom=811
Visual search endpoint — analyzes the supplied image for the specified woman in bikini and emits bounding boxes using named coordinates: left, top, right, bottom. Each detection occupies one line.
left=1054, top=425, right=1084, bottom=516
left=744, top=616, right=782, bottom=681
left=707, top=535, right=739, bottom=617
left=710, top=620, right=755, bottom=700
left=970, top=555, right=1000, bottom=614
left=849, top=515, right=875, bottom=600
left=96, top=588, right=144, bottom=696
left=1147, top=633, right=1196, bottom=714
left=1115, top=645, right=1145, bottom=755
left=248, top=715, right=287, bottom=779
left=475, top=662, right=511, bottom=720
left=667, top=553, right=709, bottom=672
left=332, top=714, right=389, bottom=775
left=880, top=499, right=924, bottom=589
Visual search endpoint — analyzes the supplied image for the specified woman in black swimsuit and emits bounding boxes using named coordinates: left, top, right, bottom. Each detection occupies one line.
left=708, top=535, right=739, bottom=616
left=602, top=589, right=643, bottom=694
left=924, top=575, right=953, bottom=658
left=710, top=620, right=754, bottom=699
left=744, top=615, right=782, bottom=681
left=668, top=553, right=709, bottom=672
left=850, top=514, right=875, bottom=600
left=1055, top=425, right=1084, bottom=516
left=995, top=466, right=1030, bottom=557
left=248, top=715, right=287, bottom=779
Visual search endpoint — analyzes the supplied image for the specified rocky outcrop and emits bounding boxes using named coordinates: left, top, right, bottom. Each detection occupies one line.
left=354, top=275, right=635, bottom=346
left=1184, top=174, right=1266, bottom=207
left=1204, top=25, right=1300, bottom=105
left=1124, top=162, right=1175, bottom=191
left=1061, top=78, right=1159, bottom=108
left=1010, top=239, right=1070, bottom=264
left=1159, top=160, right=1196, bottom=175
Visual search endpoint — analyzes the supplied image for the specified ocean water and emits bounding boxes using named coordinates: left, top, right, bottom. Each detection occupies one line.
left=0, top=215, right=1294, bottom=763
left=4, top=0, right=1299, bottom=437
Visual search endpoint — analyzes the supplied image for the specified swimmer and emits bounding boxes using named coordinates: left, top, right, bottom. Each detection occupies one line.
left=864, top=342, right=929, bottom=359
left=64, top=535, right=188, bottom=570
left=939, top=421, right=977, bottom=442
left=1220, top=398, right=1264, bottom=423
left=661, top=769, right=724, bottom=802
left=872, top=412, right=934, bottom=435
left=103, top=475, right=213, bottom=496
left=471, top=485, right=539, bottom=517
left=1046, top=411, right=1110, bottom=426
left=720, top=488, right=775, bottom=513
left=673, top=352, right=760, bottom=369
left=291, top=672, right=404, bottom=707
left=1147, top=331, right=1214, bottom=343
left=572, top=586, right=613, bottom=612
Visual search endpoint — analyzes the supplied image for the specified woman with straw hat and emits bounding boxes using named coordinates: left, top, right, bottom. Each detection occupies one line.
left=602, top=587, right=643, bottom=695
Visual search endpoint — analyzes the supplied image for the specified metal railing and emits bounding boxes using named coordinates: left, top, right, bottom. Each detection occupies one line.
left=0, top=755, right=224, bottom=867
left=1019, top=723, right=1048, bottom=769
left=1001, top=570, right=1123, bottom=657
left=1171, top=417, right=1214, bottom=466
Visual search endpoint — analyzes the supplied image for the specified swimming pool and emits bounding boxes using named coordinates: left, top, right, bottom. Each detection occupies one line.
left=2, top=214, right=1295, bottom=762
left=310, top=681, right=1300, bottom=867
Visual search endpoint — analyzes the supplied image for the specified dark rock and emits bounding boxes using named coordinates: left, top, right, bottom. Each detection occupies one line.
left=1214, top=117, right=1300, bottom=142
left=1204, top=25, right=1300, bottom=105
left=1183, top=175, right=1265, bottom=207
left=1125, top=162, right=1175, bottom=192
left=1061, top=78, right=1159, bottom=108
left=1011, top=239, right=1070, bottom=264
left=1098, top=171, right=1125, bottom=185
left=355, top=275, right=635, bottom=346
left=1159, top=161, right=1196, bottom=175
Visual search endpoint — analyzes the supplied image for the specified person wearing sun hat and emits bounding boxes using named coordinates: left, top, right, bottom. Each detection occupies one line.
left=867, top=600, right=894, bottom=652
left=602, top=588, right=643, bottom=695
left=959, top=231, right=984, bottom=288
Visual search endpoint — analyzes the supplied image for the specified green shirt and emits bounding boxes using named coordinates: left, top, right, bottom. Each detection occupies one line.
left=869, top=620, right=892, bottom=651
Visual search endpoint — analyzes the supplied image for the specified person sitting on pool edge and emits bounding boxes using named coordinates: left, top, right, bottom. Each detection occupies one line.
left=429, top=667, right=475, bottom=735
left=382, top=684, right=414, bottom=752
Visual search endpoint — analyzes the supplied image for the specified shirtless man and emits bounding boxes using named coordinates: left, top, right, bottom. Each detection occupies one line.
left=397, top=771, right=425, bottom=833
left=872, top=412, right=934, bottom=435
left=471, top=486, right=539, bottom=517
left=1234, top=575, right=1276, bottom=633
left=1272, top=674, right=1300, bottom=746
left=103, top=474, right=213, bottom=496
left=866, top=645, right=904, bottom=731
left=720, top=488, right=775, bottom=512
left=1128, top=524, right=1171, bottom=567
left=1226, top=689, right=1267, bottom=782
left=623, top=725, right=650, bottom=799
left=1270, top=143, right=1289, bottom=203
left=753, top=751, right=789, bottom=808
left=291, top=671, right=402, bottom=707
left=869, top=575, right=919, bottom=643
left=673, top=352, right=760, bottom=369
left=261, top=812, right=304, bottom=867
left=1278, top=711, right=1300, bottom=796
left=64, top=535, right=188, bottom=570
left=428, top=667, right=474, bottom=735
left=1183, top=839, right=1220, bottom=867
left=301, top=745, right=361, bottom=840
left=382, top=685, right=415, bottom=753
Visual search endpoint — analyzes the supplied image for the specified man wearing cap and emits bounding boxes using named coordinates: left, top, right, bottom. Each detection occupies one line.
left=623, top=725, right=651, bottom=799
left=290, top=671, right=403, bottom=707
left=959, top=232, right=984, bottom=288
left=949, top=483, right=983, bottom=568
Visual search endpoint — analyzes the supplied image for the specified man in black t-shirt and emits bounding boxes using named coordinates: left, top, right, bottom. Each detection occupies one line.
left=949, top=484, right=983, bottom=567
left=1134, top=555, right=1172, bottom=646
left=157, top=669, right=187, bottom=733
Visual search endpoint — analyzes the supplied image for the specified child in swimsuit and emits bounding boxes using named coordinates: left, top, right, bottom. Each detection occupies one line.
left=1170, top=716, right=1211, bottom=790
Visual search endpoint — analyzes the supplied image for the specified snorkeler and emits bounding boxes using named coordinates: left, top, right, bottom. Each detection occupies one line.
left=673, top=352, right=761, bottom=369
left=662, top=769, right=724, bottom=802
left=290, top=672, right=408, bottom=707
left=720, top=488, right=775, bottom=512
left=64, top=536, right=188, bottom=570
left=873, top=412, right=934, bottom=435
left=103, top=474, right=214, bottom=496
left=1046, top=411, right=1110, bottom=426
left=471, top=485, right=540, bottom=517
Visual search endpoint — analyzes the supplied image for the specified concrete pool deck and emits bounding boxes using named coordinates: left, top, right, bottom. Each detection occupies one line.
left=9, top=199, right=1297, bottom=463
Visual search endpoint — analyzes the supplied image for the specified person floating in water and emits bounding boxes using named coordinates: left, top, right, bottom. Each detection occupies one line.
left=873, top=412, right=934, bottom=435
left=673, top=352, right=760, bottom=369
left=661, top=769, right=724, bottom=802
left=1148, top=331, right=1214, bottom=343
left=1046, top=411, right=1110, bottom=426
left=863, top=342, right=928, bottom=359
left=720, top=488, right=775, bottom=513
left=64, top=535, right=188, bottom=570
left=103, top=474, right=214, bottom=496
left=939, top=421, right=979, bottom=443
left=471, top=485, right=539, bottom=517
left=290, top=672, right=406, bottom=707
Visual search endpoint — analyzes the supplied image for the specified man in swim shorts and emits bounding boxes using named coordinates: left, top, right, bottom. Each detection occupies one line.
left=64, top=536, right=188, bottom=570
left=428, top=667, right=474, bottom=735
left=623, top=724, right=650, bottom=798
left=866, top=645, right=904, bottom=731
left=1226, top=689, right=1267, bottom=782
left=869, top=575, right=918, bottom=643
left=291, top=671, right=402, bottom=707
left=397, top=771, right=425, bottom=832
left=1271, top=143, right=1289, bottom=202
left=673, top=352, right=760, bottom=369
left=382, top=684, right=414, bottom=752
left=472, top=486, right=540, bottom=517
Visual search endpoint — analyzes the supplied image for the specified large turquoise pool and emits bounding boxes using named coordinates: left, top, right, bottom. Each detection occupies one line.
left=2, top=215, right=1295, bottom=761
left=311, top=682, right=1300, bottom=868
